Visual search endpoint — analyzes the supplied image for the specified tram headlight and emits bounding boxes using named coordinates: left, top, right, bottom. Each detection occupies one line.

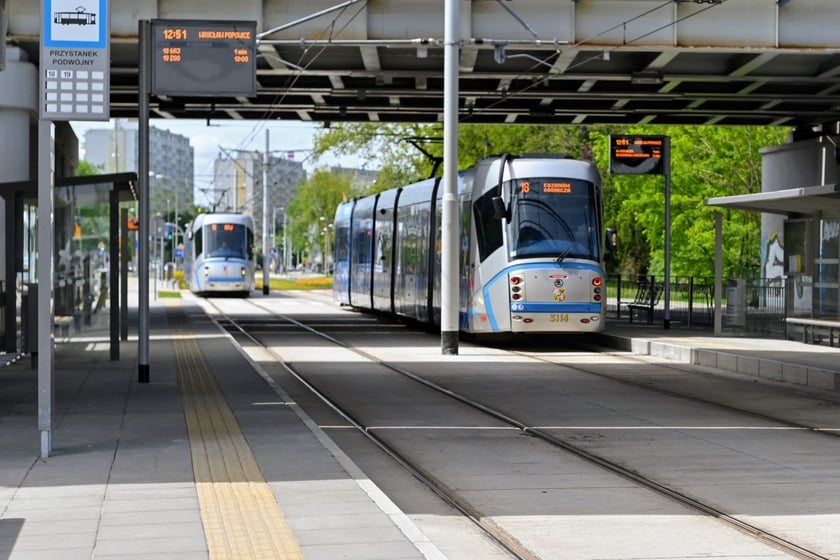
left=240, top=266, right=247, bottom=277
left=203, top=266, right=209, bottom=277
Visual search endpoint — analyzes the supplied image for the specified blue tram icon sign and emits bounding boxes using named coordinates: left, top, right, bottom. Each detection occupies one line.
left=44, top=0, right=107, bottom=48
left=40, top=0, right=110, bottom=121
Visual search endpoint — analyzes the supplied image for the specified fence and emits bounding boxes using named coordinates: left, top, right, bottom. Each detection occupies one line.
left=606, top=274, right=786, bottom=337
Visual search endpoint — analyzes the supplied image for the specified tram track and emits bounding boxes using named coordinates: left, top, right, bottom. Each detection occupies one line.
left=201, top=294, right=835, bottom=560
left=507, top=343, right=840, bottom=440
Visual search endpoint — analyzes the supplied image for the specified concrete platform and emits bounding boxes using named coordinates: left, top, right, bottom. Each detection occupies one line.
left=0, top=292, right=440, bottom=560
left=594, top=321, right=840, bottom=395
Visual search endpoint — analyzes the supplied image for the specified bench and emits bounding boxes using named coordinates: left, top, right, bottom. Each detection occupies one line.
left=54, top=316, right=73, bottom=337
left=624, top=281, right=663, bottom=324
left=785, top=317, right=840, bottom=346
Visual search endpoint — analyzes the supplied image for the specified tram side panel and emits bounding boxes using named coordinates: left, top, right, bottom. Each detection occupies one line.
left=333, top=201, right=354, bottom=306
left=372, top=189, right=398, bottom=314
left=349, top=196, right=376, bottom=310
left=392, top=179, right=436, bottom=323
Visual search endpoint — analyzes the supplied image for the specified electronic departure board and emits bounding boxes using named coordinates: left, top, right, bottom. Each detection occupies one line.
left=609, top=135, right=667, bottom=175
left=151, top=20, right=257, bottom=97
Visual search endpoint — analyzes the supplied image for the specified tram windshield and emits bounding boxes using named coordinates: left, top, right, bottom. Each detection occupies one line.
left=205, top=223, right=248, bottom=259
left=508, top=177, right=599, bottom=261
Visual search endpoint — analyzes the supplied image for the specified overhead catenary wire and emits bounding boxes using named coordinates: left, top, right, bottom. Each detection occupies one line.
left=233, top=0, right=730, bottom=152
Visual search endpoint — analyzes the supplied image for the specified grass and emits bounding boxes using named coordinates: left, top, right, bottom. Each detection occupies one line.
left=157, top=290, right=182, bottom=298
left=255, top=276, right=333, bottom=291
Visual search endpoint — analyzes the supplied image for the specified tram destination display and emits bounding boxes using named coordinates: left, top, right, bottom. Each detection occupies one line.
left=151, top=20, right=256, bottom=97
left=609, top=135, right=667, bottom=175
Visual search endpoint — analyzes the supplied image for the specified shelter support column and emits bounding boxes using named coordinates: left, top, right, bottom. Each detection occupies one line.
left=3, top=194, right=16, bottom=352
left=121, top=208, right=128, bottom=341
left=714, top=212, right=723, bottom=335
left=109, top=187, right=119, bottom=360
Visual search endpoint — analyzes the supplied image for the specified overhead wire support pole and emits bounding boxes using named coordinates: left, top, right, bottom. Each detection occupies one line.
left=441, top=0, right=460, bottom=355
left=663, top=136, right=671, bottom=330
left=138, top=19, right=151, bottom=383
left=262, top=129, right=270, bottom=295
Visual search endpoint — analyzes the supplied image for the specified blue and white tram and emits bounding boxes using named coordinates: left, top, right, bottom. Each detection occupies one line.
left=333, top=153, right=606, bottom=334
left=184, top=213, right=256, bottom=297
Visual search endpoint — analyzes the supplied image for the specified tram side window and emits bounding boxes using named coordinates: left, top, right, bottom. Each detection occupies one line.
left=247, top=229, right=254, bottom=260
left=473, top=189, right=504, bottom=261
left=194, top=228, right=203, bottom=256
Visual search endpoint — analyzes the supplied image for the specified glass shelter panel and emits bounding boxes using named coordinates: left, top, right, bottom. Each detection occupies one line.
left=816, top=219, right=840, bottom=319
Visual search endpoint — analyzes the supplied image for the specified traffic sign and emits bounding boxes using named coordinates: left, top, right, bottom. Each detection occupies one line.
left=39, top=0, right=110, bottom=121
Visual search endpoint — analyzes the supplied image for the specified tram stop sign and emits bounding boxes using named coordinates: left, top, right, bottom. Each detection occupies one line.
left=609, top=135, right=667, bottom=175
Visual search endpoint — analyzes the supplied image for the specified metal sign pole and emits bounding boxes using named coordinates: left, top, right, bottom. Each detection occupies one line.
left=37, top=121, right=55, bottom=459
left=138, top=19, right=150, bottom=383
left=441, top=0, right=460, bottom=355
left=664, top=136, right=671, bottom=330
left=262, top=129, right=270, bottom=294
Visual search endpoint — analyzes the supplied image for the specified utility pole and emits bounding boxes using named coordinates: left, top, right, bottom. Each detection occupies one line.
left=262, top=129, right=270, bottom=294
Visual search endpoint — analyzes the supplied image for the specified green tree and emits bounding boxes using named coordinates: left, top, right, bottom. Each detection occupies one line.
left=313, top=122, right=791, bottom=279
left=286, top=168, right=360, bottom=265
left=313, top=123, right=436, bottom=190
left=75, top=160, right=104, bottom=176
left=73, top=160, right=108, bottom=250
left=590, top=125, right=790, bottom=279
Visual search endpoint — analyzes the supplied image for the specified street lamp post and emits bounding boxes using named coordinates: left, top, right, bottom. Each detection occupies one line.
left=283, top=211, right=288, bottom=273
left=320, top=220, right=333, bottom=277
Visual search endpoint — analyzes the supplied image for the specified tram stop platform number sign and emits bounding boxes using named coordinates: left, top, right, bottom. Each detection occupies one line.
left=151, top=20, right=257, bottom=97
left=609, top=135, right=668, bottom=176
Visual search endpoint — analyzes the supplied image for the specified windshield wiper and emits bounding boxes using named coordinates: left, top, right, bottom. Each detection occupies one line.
left=555, top=246, right=574, bottom=265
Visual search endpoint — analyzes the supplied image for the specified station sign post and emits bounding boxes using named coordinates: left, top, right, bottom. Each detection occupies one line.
left=37, top=0, right=110, bottom=459
left=609, top=135, right=673, bottom=329
left=137, top=19, right=257, bottom=384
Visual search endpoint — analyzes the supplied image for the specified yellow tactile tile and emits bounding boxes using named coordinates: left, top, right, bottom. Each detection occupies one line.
left=167, top=304, right=305, bottom=560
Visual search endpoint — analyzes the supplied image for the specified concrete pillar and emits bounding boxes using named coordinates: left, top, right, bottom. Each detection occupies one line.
left=0, top=46, right=36, bottom=183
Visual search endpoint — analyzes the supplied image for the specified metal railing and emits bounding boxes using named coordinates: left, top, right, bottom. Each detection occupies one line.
left=606, top=274, right=786, bottom=336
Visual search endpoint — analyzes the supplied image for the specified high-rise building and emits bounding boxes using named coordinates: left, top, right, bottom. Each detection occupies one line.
left=83, top=120, right=195, bottom=222
left=211, top=151, right=306, bottom=247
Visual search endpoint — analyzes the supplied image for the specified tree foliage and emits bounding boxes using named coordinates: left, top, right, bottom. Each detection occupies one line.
left=589, top=125, right=789, bottom=278
left=312, top=122, right=791, bottom=279
left=286, top=168, right=360, bottom=262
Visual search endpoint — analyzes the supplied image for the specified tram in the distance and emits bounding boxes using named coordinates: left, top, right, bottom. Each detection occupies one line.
left=184, top=213, right=256, bottom=297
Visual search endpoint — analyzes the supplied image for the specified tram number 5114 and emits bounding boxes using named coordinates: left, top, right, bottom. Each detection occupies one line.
left=550, top=313, right=569, bottom=323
